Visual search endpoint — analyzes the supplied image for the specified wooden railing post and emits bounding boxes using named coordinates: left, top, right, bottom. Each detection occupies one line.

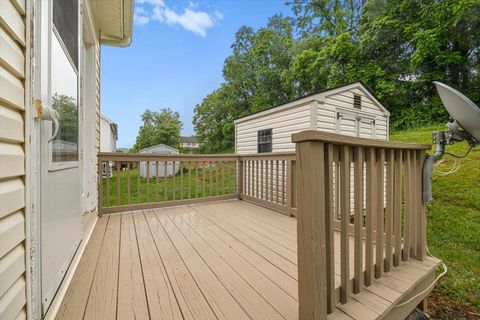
left=295, top=141, right=328, bottom=320
left=237, top=157, right=244, bottom=199
left=97, top=155, right=103, bottom=217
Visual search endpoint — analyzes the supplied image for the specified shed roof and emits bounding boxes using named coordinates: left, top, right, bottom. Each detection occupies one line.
left=234, top=81, right=390, bottom=124
left=139, top=144, right=179, bottom=153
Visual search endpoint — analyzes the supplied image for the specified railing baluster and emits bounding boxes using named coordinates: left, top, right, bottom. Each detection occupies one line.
left=127, top=162, right=131, bottom=205
left=385, top=149, right=394, bottom=272
left=188, top=161, right=192, bottom=199
left=403, top=150, right=411, bottom=261
left=353, top=146, right=363, bottom=294
left=222, top=161, right=225, bottom=195
left=106, top=161, right=110, bottom=207
left=146, top=160, right=150, bottom=203
left=172, top=161, right=176, bottom=200
left=375, top=149, right=385, bottom=278
left=116, top=162, right=121, bottom=205
left=155, top=161, right=159, bottom=202
left=180, top=161, right=184, bottom=200
left=276, top=161, right=279, bottom=204
left=260, top=160, right=264, bottom=200
left=340, top=145, right=350, bottom=303
left=216, top=161, right=219, bottom=196
left=256, top=160, right=259, bottom=199
left=209, top=161, right=212, bottom=196
left=195, top=161, right=199, bottom=198
left=324, top=144, right=335, bottom=312
left=164, top=161, right=168, bottom=201
left=412, top=150, right=418, bottom=258
left=203, top=161, right=206, bottom=196
left=137, top=161, right=140, bottom=203
left=365, top=147, right=375, bottom=286
left=394, top=149, right=403, bottom=267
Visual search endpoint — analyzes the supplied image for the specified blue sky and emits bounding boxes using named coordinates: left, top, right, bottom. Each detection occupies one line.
left=101, top=0, right=292, bottom=148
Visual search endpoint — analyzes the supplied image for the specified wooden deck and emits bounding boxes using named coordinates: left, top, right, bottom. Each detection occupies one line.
left=56, top=200, right=439, bottom=320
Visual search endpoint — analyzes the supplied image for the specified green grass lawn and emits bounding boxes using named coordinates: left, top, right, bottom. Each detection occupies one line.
left=390, top=125, right=480, bottom=313
left=102, top=162, right=237, bottom=207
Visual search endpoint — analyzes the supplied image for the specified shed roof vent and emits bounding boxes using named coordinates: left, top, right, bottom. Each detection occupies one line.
left=353, top=94, right=362, bottom=109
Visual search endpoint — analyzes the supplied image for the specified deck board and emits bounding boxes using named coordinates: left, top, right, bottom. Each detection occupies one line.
left=117, top=213, right=149, bottom=320
left=84, top=214, right=121, bottom=320
left=56, top=199, right=440, bottom=320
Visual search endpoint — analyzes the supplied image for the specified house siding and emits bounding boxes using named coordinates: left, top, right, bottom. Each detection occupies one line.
left=0, top=0, right=27, bottom=319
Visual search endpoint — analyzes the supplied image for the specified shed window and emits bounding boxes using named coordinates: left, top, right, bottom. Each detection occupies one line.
left=353, top=94, right=362, bottom=109
left=258, top=129, right=272, bottom=153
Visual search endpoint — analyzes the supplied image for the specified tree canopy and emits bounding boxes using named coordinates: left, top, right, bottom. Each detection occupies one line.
left=193, top=0, right=480, bottom=153
left=132, top=108, right=183, bottom=152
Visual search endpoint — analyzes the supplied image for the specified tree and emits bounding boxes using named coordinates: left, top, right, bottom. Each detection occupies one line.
left=132, top=108, right=183, bottom=152
left=193, top=0, right=480, bottom=151
left=53, top=93, right=78, bottom=143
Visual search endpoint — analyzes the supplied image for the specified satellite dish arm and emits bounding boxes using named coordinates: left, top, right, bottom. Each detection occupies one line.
left=423, top=132, right=446, bottom=203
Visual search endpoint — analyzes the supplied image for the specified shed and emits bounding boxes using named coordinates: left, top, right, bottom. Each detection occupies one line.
left=234, top=82, right=390, bottom=154
left=139, top=144, right=180, bottom=178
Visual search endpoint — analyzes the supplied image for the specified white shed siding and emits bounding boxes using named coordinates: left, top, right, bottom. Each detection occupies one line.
left=235, top=84, right=389, bottom=157
left=325, top=88, right=389, bottom=140
left=0, top=0, right=27, bottom=318
left=236, top=102, right=312, bottom=154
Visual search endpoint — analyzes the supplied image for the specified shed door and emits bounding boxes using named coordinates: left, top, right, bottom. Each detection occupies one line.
left=336, top=111, right=376, bottom=138
left=336, top=112, right=357, bottom=136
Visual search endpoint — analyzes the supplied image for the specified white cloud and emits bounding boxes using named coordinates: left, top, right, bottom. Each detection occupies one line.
left=134, top=7, right=150, bottom=25
left=134, top=1, right=222, bottom=37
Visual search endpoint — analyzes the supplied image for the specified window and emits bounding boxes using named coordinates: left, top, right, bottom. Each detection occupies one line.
left=51, top=0, right=79, bottom=163
left=53, top=0, right=79, bottom=68
left=258, top=129, right=272, bottom=153
left=353, top=94, right=362, bottom=109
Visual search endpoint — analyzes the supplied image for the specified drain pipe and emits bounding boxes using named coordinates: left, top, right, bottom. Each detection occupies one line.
left=423, top=131, right=446, bottom=203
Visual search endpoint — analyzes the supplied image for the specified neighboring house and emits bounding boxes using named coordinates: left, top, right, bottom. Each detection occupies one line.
left=182, top=135, right=200, bottom=148
left=100, top=114, right=118, bottom=153
left=100, top=114, right=118, bottom=176
left=0, top=0, right=133, bottom=318
left=116, top=147, right=130, bottom=153
left=234, top=82, right=390, bottom=154
left=139, top=144, right=180, bottom=178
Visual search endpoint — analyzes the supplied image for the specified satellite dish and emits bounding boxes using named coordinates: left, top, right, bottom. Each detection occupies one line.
left=434, top=81, right=480, bottom=142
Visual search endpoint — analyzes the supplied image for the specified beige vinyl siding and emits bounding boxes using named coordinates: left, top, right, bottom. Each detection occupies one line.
left=0, top=0, right=27, bottom=319
left=236, top=102, right=312, bottom=154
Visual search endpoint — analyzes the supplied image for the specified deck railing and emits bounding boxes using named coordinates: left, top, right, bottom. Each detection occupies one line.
left=97, top=153, right=239, bottom=215
left=238, top=152, right=297, bottom=216
left=293, top=130, right=430, bottom=318
left=97, top=152, right=297, bottom=216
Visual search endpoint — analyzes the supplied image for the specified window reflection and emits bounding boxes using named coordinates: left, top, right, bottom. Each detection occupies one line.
left=51, top=29, right=78, bottom=162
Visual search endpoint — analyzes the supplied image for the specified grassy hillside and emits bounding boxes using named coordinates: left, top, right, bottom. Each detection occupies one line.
left=390, top=126, right=480, bottom=316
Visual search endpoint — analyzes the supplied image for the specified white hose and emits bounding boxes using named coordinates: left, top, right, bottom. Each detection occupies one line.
left=393, top=246, right=447, bottom=309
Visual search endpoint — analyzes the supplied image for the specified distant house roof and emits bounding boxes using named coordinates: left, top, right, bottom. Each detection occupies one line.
left=182, top=136, right=198, bottom=144
left=139, top=144, right=179, bottom=153
left=117, top=148, right=130, bottom=153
